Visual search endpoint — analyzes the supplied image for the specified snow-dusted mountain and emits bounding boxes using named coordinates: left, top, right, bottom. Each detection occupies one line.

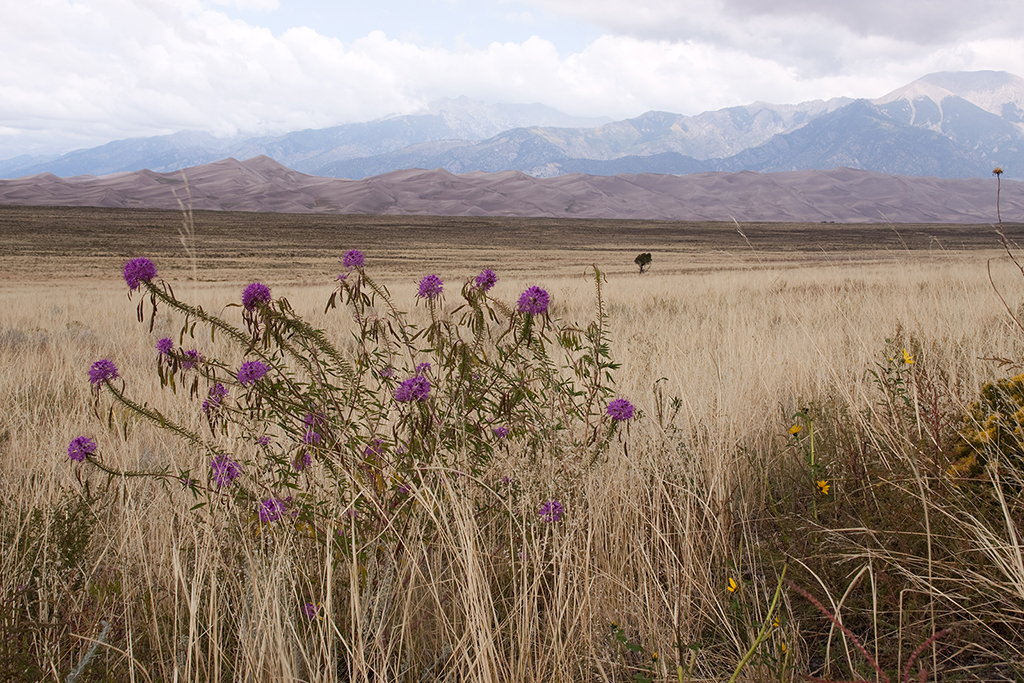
left=3, top=71, right=1024, bottom=181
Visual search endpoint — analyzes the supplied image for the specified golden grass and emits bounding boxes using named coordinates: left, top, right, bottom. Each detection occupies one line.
left=3, top=207, right=1024, bottom=681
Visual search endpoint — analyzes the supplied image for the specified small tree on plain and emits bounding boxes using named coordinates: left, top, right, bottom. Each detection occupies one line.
left=635, top=252, right=652, bottom=274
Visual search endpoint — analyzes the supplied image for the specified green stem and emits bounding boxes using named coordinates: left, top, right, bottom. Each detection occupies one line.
left=726, top=565, right=786, bottom=683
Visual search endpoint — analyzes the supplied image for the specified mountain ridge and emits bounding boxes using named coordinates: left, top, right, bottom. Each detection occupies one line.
left=0, top=155, right=1017, bottom=224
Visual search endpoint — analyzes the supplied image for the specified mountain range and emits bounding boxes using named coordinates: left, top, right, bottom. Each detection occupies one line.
left=0, top=156, right=1015, bottom=223
left=3, top=70, right=1024, bottom=182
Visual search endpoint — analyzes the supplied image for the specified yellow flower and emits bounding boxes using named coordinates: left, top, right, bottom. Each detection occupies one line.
left=902, top=349, right=914, bottom=364
left=727, top=577, right=738, bottom=593
left=789, top=424, right=801, bottom=435
left=817, top=479, right=831, bottom=496
left=781, top=642, right=787, bottom=654
left=652, top=652, right=659, bottom=662
left=773, top=615, right=780, bottom=628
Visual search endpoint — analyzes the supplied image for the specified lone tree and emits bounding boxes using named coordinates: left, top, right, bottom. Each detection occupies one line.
left=635, top=252, right=652, bottom=274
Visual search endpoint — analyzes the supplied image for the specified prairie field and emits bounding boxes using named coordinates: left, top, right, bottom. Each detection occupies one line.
left=3, top=205, right=1024, bottom=682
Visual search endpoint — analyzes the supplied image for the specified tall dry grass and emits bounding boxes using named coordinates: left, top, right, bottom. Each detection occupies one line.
left=2, top=250, right=1024, bottom=681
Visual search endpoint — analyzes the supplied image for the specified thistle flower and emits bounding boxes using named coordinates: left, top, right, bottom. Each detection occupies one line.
left=606, top=398, right=635, bottom=422
left=156, top=337, right=174, bottom=356
left=241, top=282, right=271, bottom=312
left=88, top=359, right=119, bottom=385
left=474, top=269, right=497, bottom=292
left=343, top=249, right=364, bottom=269
left=259, top=498, right=286, bottom=523
left=517, top=285, right=549, bottom=315
left=238, top=360, right=269, bottom=386
left=123, top=258, right=157, bottom=290
left=492, top=426, right=509, bottom=438
left=417, top=274, right=443, bottom=300
left=210, top=455, right=241, bottom=487
left=538, top=499, right=564, bottom=523
left=67, top=436, right=97, bottom=462
left=181, top=349, right=202, bottom=370
left=394, top=375, right=431, bottom=402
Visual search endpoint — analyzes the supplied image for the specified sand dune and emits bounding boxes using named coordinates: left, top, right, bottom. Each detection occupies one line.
left=0, top=156, right=1017, bottom=223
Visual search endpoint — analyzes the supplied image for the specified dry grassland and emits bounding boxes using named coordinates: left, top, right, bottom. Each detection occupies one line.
left=3, top=205, right=1024, bottom=681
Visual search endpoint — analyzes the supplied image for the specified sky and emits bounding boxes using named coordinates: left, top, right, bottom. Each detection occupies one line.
left=3, top=0, right=1024, bottom=159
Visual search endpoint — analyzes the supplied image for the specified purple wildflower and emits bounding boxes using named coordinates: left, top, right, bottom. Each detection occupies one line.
left=259, top=498, right=286, bottom=523
left=181, top=349, right=202, bottom=370
left=492, top=426, right=509, bottom=438
left=238, top=360, right=269, bottom=386
left=538, top=500, right=564, bottom=523
left=606, top=398, right=635, bottom=422
left=415, top=362, right=431, bottom=375
left=123, top=258, right=157, bottom=290
left=363, top=438, right=385, bottom=458
left=67, top=436, right=97, bottom=462
left=394, top=375, right=431, bottom=402
left=302, top=602, right=321, bottom=619
left=343, top=249, right=365, bottom=269
left=156, top=337, right=174, bottom=355
left=210, top=454, right=241, bottom=487
left=256, top=435, right=271, bottom=446
left=241, top=282, right=272, bottom=312
left=88, top=359, right=119, bottom=385
left=302, top=430, right=321, bottom=445
left=417, top=274, right=443, bottom=300
left=517, top=286, right=550, bottom=316
left=294, top=451, right=312, bottom=471
left=202, top=383, right=229, bottom=414
left=379, top=366, right=395, bottom=379
left=474, top=269, right=498, bottom=292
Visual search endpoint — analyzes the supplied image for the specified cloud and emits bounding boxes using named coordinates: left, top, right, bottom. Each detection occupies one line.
left=1, top=0, right=1024, bottom=158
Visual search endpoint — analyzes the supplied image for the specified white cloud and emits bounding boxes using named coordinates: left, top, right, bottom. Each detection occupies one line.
left=1, top=0, right=1024, bottom=158
left=208, top=0, right=279, bottom=10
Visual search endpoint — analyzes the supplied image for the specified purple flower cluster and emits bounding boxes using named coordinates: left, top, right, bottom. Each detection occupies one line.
left=259, top=498, right=287, bottom=523
left=363, top=438, right=385, bottom=458
left=302, top=602, right=321, bottom=619
left=156, top=338, right=174, bottom=356
left=394, top=375, right=431, bottom=402
left=379, top=366, right=395, bottom=379
left=238, top=360, right=269, bottom=386
left=517, top=286, right=550, bottom=316
left=343, top=249, right=365, bottom=269
left=181, top=349, right=202, bottom=371
left=241, top=282, right=272, bottom=312
left=67, top=436, right=97, bottom=462
left=293, top=451, right=312, bottom=471
left=538, top=499, right=564, bottom=523
left=415, top=362, right=431, bottom=375
left=417, top=274, right=443, bottom=300
left=210, top=454, right=241, bottom=487
left=606, top=398, right=635, bottom=422
left=256, top=435, right=271, bottom=446
left=474, top=269, right=497, bottom=292
left=492, top=426, right=509, bottom=438
left=302, top=429, right=321, bottom=445
left=88, top=359, right=119, bottom=385
left=123, top=258, right=157, bottom=290
left=202, top=383, right=229, bottom=414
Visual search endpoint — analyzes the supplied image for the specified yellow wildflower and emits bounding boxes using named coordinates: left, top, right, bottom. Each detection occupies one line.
left=789, top=424, right=802, bottom=435
left=781, top=642, right=787, bottom=654
left=902, top=349, right=914, bottom=364
left=727, top=577, right=738, bottom=593
left=652, top=652, right=659, bottom=662
left=817, top=480, right=831, bottom=496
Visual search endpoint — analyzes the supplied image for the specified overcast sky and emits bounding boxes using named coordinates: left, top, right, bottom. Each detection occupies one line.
left=3, top=0, right=1023, bottom=159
